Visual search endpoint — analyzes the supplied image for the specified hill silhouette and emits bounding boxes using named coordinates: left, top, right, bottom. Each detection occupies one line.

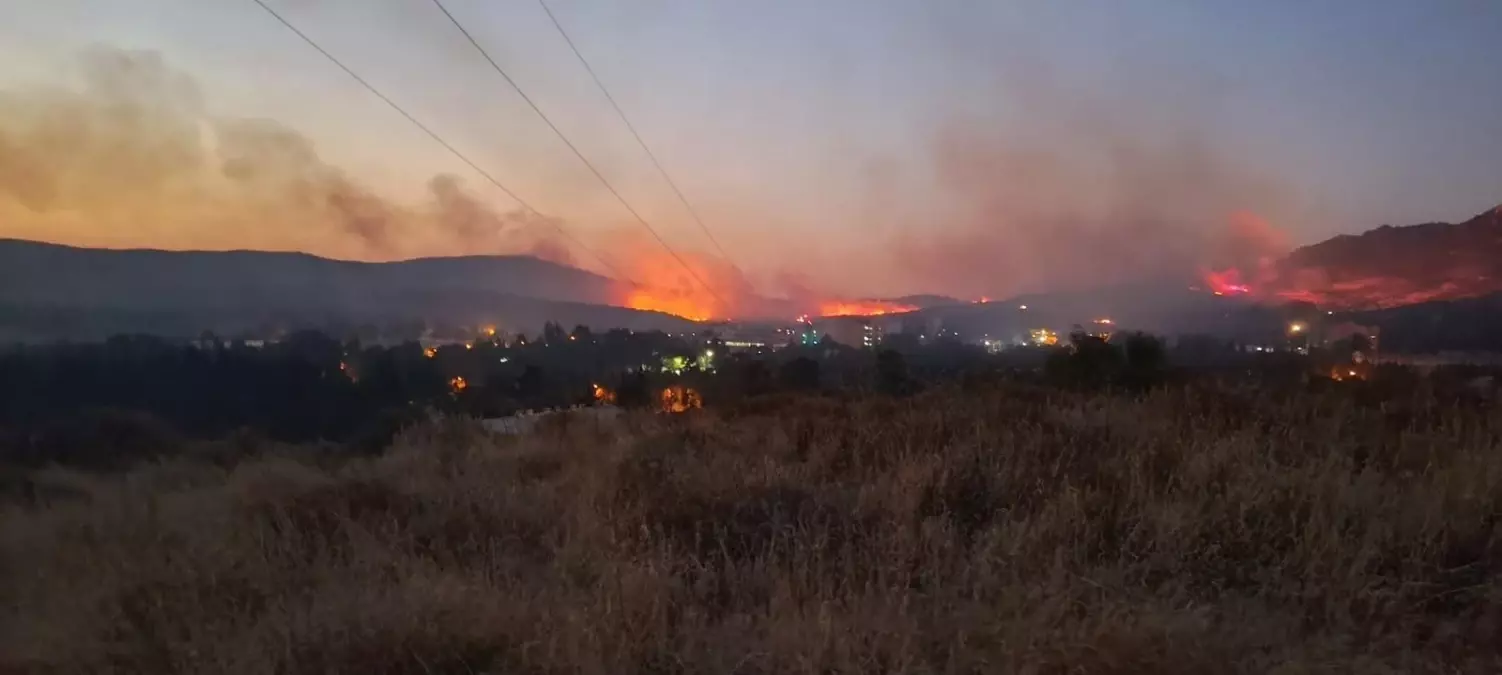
left=0, top=239, right=693, bottom=341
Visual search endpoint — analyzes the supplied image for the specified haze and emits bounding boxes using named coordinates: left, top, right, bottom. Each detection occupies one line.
left=2, top=0, right=1500, bottom=301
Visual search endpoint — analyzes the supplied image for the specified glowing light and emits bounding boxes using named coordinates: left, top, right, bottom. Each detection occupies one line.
left=449, top=376, right=468, bottom=393
left=623, top=288, right=715, bottom=321
left=816, top=300, right=918, bottom=317
left=424, top=347, right=438, bottom=359
left=1029, top=328, right=1059, bottom=346
left=661, top=355, right=689, bottom=375
left=1019, top=304, right=1028, bottom=310
left=1288, top=322, right=1306, bottom=334
left=592, top=383, right=616, bottom=404
left=659, top=385, right=703, bottom=413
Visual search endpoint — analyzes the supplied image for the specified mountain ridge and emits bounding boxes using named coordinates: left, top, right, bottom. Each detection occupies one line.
left=0, top=239, right=697, bottom=341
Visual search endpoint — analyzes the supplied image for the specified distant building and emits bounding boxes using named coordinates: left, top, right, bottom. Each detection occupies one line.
left=814, top=316, right=883, bottom=348
left=714, top=322, right=788, bottom=351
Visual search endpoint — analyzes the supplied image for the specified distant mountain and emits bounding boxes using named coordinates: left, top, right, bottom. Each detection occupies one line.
left=885, top=294, right=965, bottom=309
left=1342, top=291, right=1502, bottom=354
left=902, top=278, right=1287, bottom=342
left=1268, top=205, right=1502, bottom=310
left=0, top=240, right=694, bottom=341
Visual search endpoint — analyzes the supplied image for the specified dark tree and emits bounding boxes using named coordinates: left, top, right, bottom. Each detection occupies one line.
left=779, top=357, right=821, bottom=391
left=876, top=349, right=913, bottom=396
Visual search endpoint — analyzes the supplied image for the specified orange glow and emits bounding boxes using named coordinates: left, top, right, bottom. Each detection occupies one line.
left=424, top=347, right=438, bottom=359
left=1329, top=365, right=1366, bottom=382
left=449, top=376, right=468, bottom=393
left=611, top=235, right=745, bottom=321
left=1196, top=210, right=1502, bottom=311
left=1202, top=267, right=1253, bottom=296
left=624, top=289, right=716, bottom=321
left=659, top=385, right=703, bottom=413
left=816, top=300, right=918, bottom=317
left=592, top=383, right=616, bottom=405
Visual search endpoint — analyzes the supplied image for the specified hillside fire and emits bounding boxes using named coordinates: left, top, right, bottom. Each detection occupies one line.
left=624, top=288, right=717, bottom=322
left=816, top=300, right=918, bottom=317
left=1197, top=207, right=1502, bottom=311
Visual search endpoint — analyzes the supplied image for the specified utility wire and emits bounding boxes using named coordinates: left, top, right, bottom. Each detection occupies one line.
left=536, top=0, right=744, bottom=278
left=247, top=0, right=633, bottom=283
left=429, top=0, right=728, bottom=309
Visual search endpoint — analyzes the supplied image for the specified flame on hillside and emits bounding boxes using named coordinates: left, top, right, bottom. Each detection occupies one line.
left=610, top=235, right=924, bottom=321
left=612, top=235, right=751, bottom=321
left=1194, top=208, right=1502, bottom=310
left=624, top=288, right=718, bottom=322
left=816, top=300, right=918, bottom=317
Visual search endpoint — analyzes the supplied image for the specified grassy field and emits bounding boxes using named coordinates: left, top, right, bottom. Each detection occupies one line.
left=3, top=379, right=1500, bottom=673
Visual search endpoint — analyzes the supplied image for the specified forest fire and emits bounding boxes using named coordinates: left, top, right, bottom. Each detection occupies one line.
left=613, top=237, right=744, bottom=321
left=1194, top=207, right=1502, bottom=311
left=623, top=288, right=718, bottom=322
left=1201, top=263, right=1495, bottom=310
left=1202, top=268, right=1253, bottom=296
left=816, top=300, right=918, bottom=317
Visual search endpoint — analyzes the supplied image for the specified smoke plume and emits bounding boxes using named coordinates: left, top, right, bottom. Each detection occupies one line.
left=0, top=47, right=575, bottom=262
left=883, top=65, right=1308, bottom=300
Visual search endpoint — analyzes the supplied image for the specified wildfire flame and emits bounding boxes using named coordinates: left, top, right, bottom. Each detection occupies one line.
left=612, top=236, right=745, bottom=321
left=816, top=300, right=918, bottom=317
left=624, top=288, right=717, bottom=322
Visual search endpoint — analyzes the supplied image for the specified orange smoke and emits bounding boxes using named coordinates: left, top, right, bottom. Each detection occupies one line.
left=816, top=300, right=918, bottom=317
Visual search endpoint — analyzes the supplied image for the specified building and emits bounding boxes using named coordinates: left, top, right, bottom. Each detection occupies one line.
left=813, top=316, right=883, bottom=348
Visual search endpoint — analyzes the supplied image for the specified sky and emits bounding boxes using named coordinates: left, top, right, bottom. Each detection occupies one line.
left=1, top=0, right=1500, bottom=300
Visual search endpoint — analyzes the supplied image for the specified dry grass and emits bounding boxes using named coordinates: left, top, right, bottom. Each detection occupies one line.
left=3, top=381, right=1501, bottom=674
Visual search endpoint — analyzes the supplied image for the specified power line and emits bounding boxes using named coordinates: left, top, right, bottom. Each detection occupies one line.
left=429, top=0, right=728, bottom=310
left=247, top=0, right=633, bottom=283
left=536, top=0, right=744, bottom=278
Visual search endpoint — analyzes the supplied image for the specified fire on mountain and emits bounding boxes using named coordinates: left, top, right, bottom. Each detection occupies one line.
left=816, top=300, right=918, bottom=317
left=1198, top=206, right=1502, bottom=310
left=613, top=243, right=920, bottom=321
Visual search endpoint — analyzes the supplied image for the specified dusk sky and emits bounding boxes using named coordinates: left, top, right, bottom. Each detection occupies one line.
left=2, top=1, right=1500, bottom=299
